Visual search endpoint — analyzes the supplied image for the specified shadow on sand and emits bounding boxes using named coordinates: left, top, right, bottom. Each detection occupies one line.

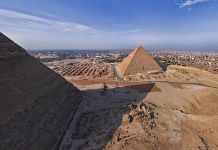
left=59, top=83, right=161, bottom=150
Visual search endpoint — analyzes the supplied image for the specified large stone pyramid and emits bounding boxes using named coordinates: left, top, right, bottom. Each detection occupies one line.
left=0, top=33, right=81, bottom=150
left=0, top=32, right=28, bottom=58
left=118, top=46, right=162, bottom=77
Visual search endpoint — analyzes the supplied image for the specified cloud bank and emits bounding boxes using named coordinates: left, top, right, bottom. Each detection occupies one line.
left=0, top=8, right=99, bottom=34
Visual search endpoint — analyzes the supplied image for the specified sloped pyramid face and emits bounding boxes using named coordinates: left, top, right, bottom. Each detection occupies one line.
left=0, top=33, right=81, bottom=150
left=118, top=46, right=162, bottom=77
left=0, top=32, right=28, bottom=58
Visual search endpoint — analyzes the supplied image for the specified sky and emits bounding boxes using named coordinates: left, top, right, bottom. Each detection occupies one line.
left=0, top=0, right=218, bottom=50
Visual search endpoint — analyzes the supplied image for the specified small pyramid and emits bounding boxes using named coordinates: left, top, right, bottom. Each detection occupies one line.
left=0, top=32, right=28, bottom=58
left=118, top=46, right=162, bottom=77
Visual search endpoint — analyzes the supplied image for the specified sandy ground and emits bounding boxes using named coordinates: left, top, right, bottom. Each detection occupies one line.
left=48, top=60, right=218, bottom=150
left=59, top=81, right=218, bottom=150
left=47, top=59, right=114, bottom=80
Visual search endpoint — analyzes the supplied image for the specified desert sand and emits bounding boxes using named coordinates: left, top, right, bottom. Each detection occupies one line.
left=57, top=48, right=218, bottom=150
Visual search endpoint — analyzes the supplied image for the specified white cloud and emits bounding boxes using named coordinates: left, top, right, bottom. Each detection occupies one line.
left=177, top=0, right=209, bottom=8
left=0, top=8, right=99, bottom=33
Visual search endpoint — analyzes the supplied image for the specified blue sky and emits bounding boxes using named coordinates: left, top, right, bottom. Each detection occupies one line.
left=0, top=0, right=218, bottom=50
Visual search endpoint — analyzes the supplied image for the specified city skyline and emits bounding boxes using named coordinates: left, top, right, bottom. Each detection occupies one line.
left=0, top=0, right=218, bottom=50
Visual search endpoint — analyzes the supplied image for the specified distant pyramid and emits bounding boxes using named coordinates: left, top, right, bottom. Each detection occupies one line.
left=118, top=46, right=162, bottom=77
left=0, top=33, right=81, bottom=150
left=0, top=32, right=28, bottom=58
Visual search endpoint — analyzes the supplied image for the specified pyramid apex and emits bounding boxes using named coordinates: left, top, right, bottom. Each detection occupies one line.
left=134, top=45, right=146, bottom=53
left=136, top=45, right=145, bottom=50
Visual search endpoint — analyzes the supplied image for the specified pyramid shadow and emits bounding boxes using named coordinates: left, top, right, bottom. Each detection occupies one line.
left=60, top=83, right=161, bottom=149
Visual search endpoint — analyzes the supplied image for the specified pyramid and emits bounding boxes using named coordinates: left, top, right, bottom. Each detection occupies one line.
left=0, top=32, right=28, bottom=58
left=0, top=33, right=81, bottom=150
left=118, top=46, right=162, bottom=77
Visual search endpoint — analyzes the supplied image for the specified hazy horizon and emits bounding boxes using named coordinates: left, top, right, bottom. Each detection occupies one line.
left=1, top=0, right=218, bottom=51
left=27, top=48, right=218, bottom=53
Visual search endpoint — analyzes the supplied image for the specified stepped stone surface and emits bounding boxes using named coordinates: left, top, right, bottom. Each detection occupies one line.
left=0, top=33, right=81, bottom=150
left=118, top=46, right=162, bottom=77
left=0, top=32, right=28, bottom=58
